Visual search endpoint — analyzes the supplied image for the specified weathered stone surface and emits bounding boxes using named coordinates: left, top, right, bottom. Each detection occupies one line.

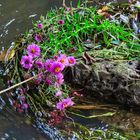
left=65, top=60, right=140, bottom=107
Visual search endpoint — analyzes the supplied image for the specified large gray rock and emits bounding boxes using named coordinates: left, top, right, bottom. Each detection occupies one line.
left=65, top=59, right=140, bottom=107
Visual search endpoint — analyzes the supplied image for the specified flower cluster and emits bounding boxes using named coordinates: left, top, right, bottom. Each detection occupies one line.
left=20, top=43, right=41, bottom=69
left=7, top=82, right=28, bottom=113
left=20, top=43, right=76, bottom=112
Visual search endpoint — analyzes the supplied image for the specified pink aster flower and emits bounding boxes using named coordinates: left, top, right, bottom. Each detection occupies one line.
left=20, top=55, right=33, bottom=69
left=44, top=59, right=53, bottom=72
left=55, top=73, right=64, bottom=85
left=38, top=23, right=43, bottom=29
left=67, top=56, right=76, bottom=66
left=56, top=98, right=74, bottom=110
left=45, top=76, right=52, bottom=85
left=50, top=62, right=64, bottom=75
left=58, top=51, right=62, bottom=56
left=58, top=20, right=64, bottom=25
left=19, top=95, right=26, bottom=102
left=54, top=82, right=60, bottom=88
left=34, top=75, right=42, bottom=85
left=53, top=55, right=59, bottom=61
left=55, top=90, right=62, bottom=97
left=57, top=54, right=68, bottom=67
left=34, top=34, right=42, bottom=42
left=35, top=61, right=44, bottom=69
left=21, top=103, right=29, bottom=109
left=27, top=43, right=40, bottom=58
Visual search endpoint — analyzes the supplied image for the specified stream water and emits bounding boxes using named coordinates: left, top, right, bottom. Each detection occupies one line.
left=0, top=0, right=140, bottom=140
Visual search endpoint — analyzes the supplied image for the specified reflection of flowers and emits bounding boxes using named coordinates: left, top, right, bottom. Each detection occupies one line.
left=48, top=110, right=64, bottom=125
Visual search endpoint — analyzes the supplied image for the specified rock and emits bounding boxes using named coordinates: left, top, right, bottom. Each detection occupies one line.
left=65, top=59, right=140, bottom=107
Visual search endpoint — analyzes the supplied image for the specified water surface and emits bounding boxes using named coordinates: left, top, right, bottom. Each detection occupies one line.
left=0, top=0, right=79, bottom=48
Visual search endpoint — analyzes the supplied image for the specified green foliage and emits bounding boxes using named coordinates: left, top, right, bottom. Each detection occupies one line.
left=26, top=3, right=140, bottom=60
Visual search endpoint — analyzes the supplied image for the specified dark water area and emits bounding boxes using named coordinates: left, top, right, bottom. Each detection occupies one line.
left=0, top=108, right=50, bottom=140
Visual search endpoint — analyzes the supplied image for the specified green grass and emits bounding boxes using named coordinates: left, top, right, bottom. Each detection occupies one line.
left=23, top=3, right=139, bottom=60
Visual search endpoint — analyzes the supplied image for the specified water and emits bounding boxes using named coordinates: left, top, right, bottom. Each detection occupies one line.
left=0, top=108, right=50, bottom=140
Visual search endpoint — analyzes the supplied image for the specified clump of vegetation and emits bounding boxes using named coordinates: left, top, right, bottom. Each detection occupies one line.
left=22, top=0, right=140, bottom=60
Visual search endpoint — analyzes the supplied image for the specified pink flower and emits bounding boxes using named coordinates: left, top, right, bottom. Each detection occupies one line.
left=21, top=103, right=29, bottom=109
left=38, top=23, right=43, bottom=29
left=58, top=51, right=62, bottom=56
left=35, top=61, right=44, bottom=69
left=56, top=98, right=74, bottom=110
left=55, top=90, right=62, bottom=97
left=45, top=77, right=52, bottom=85
left=57, top=54, right=68, bottom=67
left=53, top=56, right=59, bottom=61
left=50, top=62, right=64, bottom=75
left=54, top=82, right=60, bottom=88
left=19, top=95, right=26, bottom=102
left=58, top=20, right=64, bottom=25
left=44, top=59, right=53, bottom=72
left=67, top=56, right=76, bottom=66
left=20, top=55, right=33, bottom=69
left=27, top=44, right=40, bottom=58
left=55, top=73, right=64, bottom=85
left=34, top=75, right=42, bottom=85
left=34, top=34, right=42, bottom=42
